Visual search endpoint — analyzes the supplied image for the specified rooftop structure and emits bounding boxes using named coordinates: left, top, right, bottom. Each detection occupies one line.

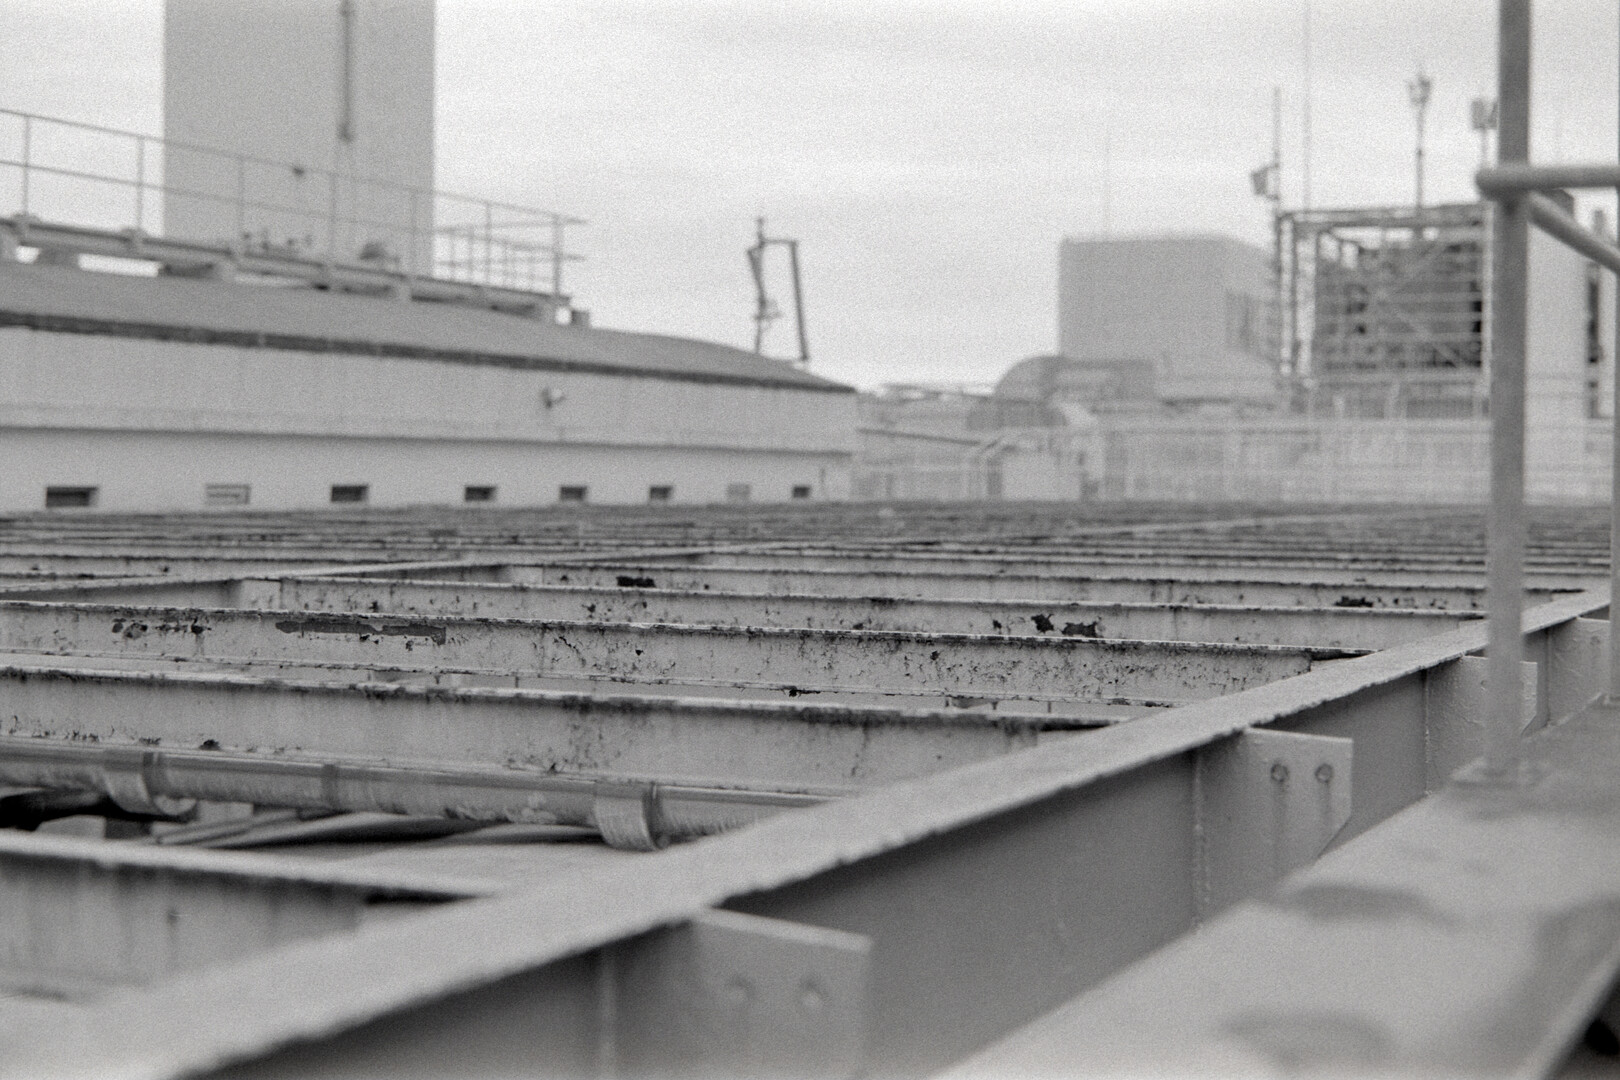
left=0, top=501, right=1614, bottom=1076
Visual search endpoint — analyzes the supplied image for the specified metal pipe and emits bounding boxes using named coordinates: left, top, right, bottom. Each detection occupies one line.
left=0, top=739, right=826, bottom=847
left=1613, top=3, right=1620, bottom=702
left=1484, top=0, right=1531, bottom=774
left=789, top=238, right=809, bottom=365
left=1527, top=194, right=1620, bottom=274
left=1478, top=162, right=1620, bottom=194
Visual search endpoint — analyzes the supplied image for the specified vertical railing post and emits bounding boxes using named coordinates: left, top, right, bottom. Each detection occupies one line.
left=134, top=135, right=145, bottom=233
left=20, top=114, right=31, bottom=214
left=1486, top=0, right=1531, bottom=772
left=1612, top=2, right=1620, bottom=702
left=236, top=154, right=247, bottom=241
left=483, top=202, right=493, bottom=284
left=328, top=169, right=339, bottom=263
left=552, top=214, right=564, bottom=295
left=407, top=188, right=419, bottom=279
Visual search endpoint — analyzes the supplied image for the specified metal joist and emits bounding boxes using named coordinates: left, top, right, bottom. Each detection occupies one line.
left=4, top=591, right=1602, bottom=1079
left=516, top=561, right=1539, bottom=608
left=0, top=664, right=1106, bottom=844
left=0, top=601, right=1328, bottom=705
left=3, top=575, right=1485, bottom=649
left=947, top=698, right=1620, bottom=1077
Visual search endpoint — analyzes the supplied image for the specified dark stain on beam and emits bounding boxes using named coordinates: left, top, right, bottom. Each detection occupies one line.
left=273, top=615, right=448, bottom=645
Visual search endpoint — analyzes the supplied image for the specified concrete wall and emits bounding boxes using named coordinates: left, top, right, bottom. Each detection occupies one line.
left=2, top=429, right=843, bottom=512
left=163, top=0, right=434, bottom=265
left=0, top=328, right=855, bottom=511
left=1058, top=235, right=1277, bottom=405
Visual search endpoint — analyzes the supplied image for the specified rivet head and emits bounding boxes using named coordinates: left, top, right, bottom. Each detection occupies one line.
left=723, top=977, right=754, bottom=1006
left=1270, top=762, right=1289, bottom=783
left=799, top=979, right=827, bottom=1013
left=1316, top=763, right=1334, bottom=783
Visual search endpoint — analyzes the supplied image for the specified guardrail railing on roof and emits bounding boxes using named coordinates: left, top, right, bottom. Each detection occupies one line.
left=0, top=107, right=585, bottom=297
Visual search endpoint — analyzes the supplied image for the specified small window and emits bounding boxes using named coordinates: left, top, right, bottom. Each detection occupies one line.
left=648, top=485, right=673, bottom=503
left=330, top=484, right=369, bottom=504
left=204, top=483, right=251, bottom=507
left=559, top=485, right=588, bottom=503
left=791, top=484, right=812, bottom=500
left=45, top=486, right=97, bottom=509
left=464, top=485, right=496, bottom=503
left=725, top=482, right=751, bottom=504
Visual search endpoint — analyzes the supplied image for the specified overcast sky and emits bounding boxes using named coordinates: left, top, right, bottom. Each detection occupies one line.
left=3, top=0, right=1620, bottom=389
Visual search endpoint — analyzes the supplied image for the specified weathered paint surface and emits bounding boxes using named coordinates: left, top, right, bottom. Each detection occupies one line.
left=0, top=601, right=1322, bottom=705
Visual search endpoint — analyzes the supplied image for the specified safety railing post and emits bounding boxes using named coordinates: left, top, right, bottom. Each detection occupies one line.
left=134, top=136, right=145, bottom=232
left=1612, top=3, right=1620, bottom=702
left=407, top=189, right=419, bottom=279
left=1485, top=0, right=1531, bottom=773
left=328, top=169, right=339, bottom=263
left=552, top=214, right=564, bottom=295
left=20, top=114, right=30, bottom=214
left=483, top=202, right=493, bottom=284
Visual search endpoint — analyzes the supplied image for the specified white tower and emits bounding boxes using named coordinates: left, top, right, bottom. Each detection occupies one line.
left=162, top=0, right=434, bottom=271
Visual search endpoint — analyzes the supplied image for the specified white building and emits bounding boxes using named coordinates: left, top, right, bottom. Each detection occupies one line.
left=163, top=0, right=435, bottom=268
left=0, top=260, right=855, bottom=512
left=1057, top=234, right=1278, bottom=407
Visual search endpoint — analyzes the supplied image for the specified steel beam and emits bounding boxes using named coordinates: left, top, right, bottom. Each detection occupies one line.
left=945, top=699, right=1620, bottom=1078
left=5, top=592, right=1599, bottom=1079
left=0, top=831, right=471, bottom=1000
left=0, top=665, right=1103, bottom=840
left=4, top=565, right=1556, bottom=613
left=0, top=601, right=1327, bottom=705
left=519, top=562, right=1544, bottom=608
left=249, top=577, right=1478, bottom=649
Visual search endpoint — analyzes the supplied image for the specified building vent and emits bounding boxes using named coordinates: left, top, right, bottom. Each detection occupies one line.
left=648, top=485, right=673, bottom=503
left=464, top=486, right=496, bottom=503
left=725, top=483, right=752, bottom=504
left=330, top=485, right=369, bottom=504
left=559, top=485, right=588, bottom=504
left=44, top=486, right=97, bottom=509
left=205, top=484, right=251, bottom=507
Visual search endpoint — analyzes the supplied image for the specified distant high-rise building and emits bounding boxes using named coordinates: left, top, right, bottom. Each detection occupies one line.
left=163, top=0, right=434, bottom=269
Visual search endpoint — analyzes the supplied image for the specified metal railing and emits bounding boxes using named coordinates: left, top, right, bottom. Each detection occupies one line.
left=1476, top=0, right=1620, bottom=766
left=0, top=107, right=585, bottom=296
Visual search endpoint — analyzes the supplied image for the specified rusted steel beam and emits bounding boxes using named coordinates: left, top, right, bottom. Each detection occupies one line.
left=5, top=592, right=1600, bottom=1080
left=515, top=562, right=1554, bottom=608
left=0, top=601, right=1327, bottom=705
left=0, top=665, right=1098, bottom=833
left=947, top=697, right=1620, bottom=1078
left=668, top=548, right=1592, bottom=576
left=254, top=578, right=1476, bottom=650
left=8, top=576, right=1480, bottom=649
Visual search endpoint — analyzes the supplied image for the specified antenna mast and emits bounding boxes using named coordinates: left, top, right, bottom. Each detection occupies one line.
left=747, top=217, right=811, bottom=367
left=1408, top=69, right=1433, bottom=209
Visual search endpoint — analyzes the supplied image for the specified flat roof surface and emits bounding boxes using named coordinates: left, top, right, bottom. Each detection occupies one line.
left=0, top=260, right=851, bottom=393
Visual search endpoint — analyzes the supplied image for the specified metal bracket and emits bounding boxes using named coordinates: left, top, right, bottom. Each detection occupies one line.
left=606, top=908, right=872, bottom=1079
left=99, top=746, right=197, bottom=818
left=1424, top=655, right=1540, bottom=791
left=594, top=780, right=666, bottom=851
left=1195, top=728, right=1353, bottom=919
